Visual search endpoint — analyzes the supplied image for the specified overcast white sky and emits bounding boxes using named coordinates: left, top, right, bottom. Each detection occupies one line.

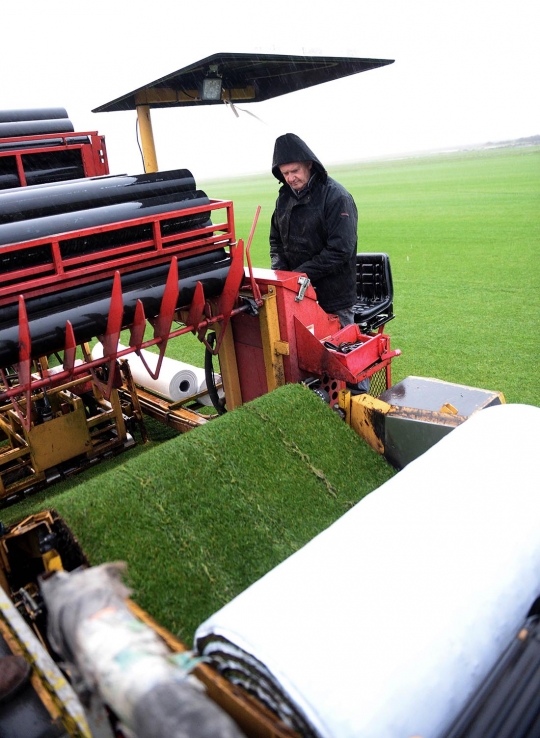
left=2, top=0, right=538, bottom=181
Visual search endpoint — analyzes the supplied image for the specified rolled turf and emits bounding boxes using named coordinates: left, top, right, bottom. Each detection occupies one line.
left=3, top=383, right=395, bottom=642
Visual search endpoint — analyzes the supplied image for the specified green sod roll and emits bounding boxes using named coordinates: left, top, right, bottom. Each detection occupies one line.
left=3, top=384, right=395, bottom=642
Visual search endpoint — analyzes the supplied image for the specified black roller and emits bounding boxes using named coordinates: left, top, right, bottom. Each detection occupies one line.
left=0, top=108, right=69, bottom=124
left=0, top=251, right=232, bottom=367
left=0, top=149, right=87, bottom=190
left=0, top=248, right=227, bottom=326
left=24, top=165, right=86, bottom=187
left=0, top=168, right=197, bottom=224
left=0, top=119, right=75, bottom=139
left=0, top=173, right=20, bottom=190
left=0, top=191, right=211, bottom=276
left=0, top=136, right=90, bottom=152
left=21, top=149, right=86, bottom=185
left=0, top=157, right=19, bottom=190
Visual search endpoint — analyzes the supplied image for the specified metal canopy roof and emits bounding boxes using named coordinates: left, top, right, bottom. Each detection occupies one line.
left=93, top=52, right=394, bottom=113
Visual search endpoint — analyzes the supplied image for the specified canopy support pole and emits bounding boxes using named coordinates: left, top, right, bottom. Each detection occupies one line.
left=135, top=103, right=158, bottom=173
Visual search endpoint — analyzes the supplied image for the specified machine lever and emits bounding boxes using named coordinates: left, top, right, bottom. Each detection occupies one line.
left=295, top=276, right=311, bottom=302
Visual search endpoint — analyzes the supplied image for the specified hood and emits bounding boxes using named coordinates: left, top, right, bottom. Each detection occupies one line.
left=271, top=133, right=327, bottom=184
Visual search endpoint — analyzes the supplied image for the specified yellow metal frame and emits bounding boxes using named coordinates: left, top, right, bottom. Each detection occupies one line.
left=0, top=374, right=132, bottom=501
left=338, top=390, right=392, bottom=455
left=216, top=320, right=243, bottom=411
left=128, top=600, right=299, bottom=738
left=134, top=86, right=255, bottom=105
left=0, top=512, right=91, bottom=737
left=259, top=286, right=288, bottom=392
left=24, top=392, right=92, bottom=469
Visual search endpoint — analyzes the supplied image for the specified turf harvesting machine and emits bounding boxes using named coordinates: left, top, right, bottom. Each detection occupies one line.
left=2, top=53, right=537, bottom=738
left=0, top=126, right=403, bottom=501
left=0, top=54, right=505, bottom=503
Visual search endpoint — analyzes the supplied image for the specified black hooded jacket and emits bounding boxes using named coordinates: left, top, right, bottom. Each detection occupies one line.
left=269, top=133, right=358, bottom=313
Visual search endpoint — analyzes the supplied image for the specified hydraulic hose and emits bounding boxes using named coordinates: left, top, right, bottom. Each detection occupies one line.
left=204, top=332, right=226, bottom=415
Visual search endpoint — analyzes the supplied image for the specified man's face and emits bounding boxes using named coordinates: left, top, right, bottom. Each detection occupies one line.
left=279, top=161, right=312, bottom=191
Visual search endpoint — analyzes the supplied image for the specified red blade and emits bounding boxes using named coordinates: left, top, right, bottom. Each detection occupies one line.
left=129, top=299, right=147, bottom=348
left=186, top=280, right=205, bottom=332
left=63, top=320, right=77, bottom=372
left=102, top=271, right=124, bottom=359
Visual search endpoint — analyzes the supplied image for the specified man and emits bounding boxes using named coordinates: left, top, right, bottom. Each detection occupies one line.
left=269, top=133, right=358, bottom=327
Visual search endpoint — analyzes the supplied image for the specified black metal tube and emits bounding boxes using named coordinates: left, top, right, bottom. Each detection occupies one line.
left=0, top=136, right=90, bottom=152
left=0, top=108, right=69, bottom=124
left=0, top=119, right=75, bottom=139
left=0, top=248, right=227, bottom=326
left=0, top=253, right=231, bottom=367
left=23, top=166, right=86, bottom=187
left=0, top=169, right=197, bottom=224
left=0, top=173, right=20, bottom=190
left=0, top=190, right=210, bottom=254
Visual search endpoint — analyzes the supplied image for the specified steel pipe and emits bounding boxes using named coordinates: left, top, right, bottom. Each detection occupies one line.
left=0, top=136, right=90, bottom=152
left=0, top=169, right=197, bottom=224
left=0, top=173, right=20, bottom=189
left=0, top=191, right=211, bottom=273
left=24, top=164, right=86, bottom=187
left=0, top=119, right=75, bottom=139
left=0, top=108, right=69, bottom=124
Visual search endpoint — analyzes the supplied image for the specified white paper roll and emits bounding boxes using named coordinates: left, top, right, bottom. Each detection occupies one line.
left=91, top=343, right=221, bottom=405
left=196, top=403, right=540, bottom=738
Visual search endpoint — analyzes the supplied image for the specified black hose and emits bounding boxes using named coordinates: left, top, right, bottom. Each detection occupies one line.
left=204, top=332, right=226, bottom=415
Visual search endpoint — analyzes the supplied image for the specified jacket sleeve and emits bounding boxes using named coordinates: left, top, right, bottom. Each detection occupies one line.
left=269, top=209, right=289, bottom=271
left=295, top=189, right=357, bottom=281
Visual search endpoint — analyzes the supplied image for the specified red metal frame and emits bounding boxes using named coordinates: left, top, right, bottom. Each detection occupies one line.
left=0, top=237, right=251, bottom=426
left=294, top=319, right=398, bottom=384
left=0, top=139, right=252, bottom=430
left=230, top=268, right=400, bottom=406
left=0, top=191, right=239, bottom=421
left=0, top=199, right=235, bottom=307
left=0, top=130, right=108, bottom=187
left=0, top=197, right=400, bottom=430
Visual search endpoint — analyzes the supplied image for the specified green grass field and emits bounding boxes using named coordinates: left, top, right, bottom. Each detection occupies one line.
left=133, top=145, right=539, bottom=404
left=3, top=145, right=539, bottom=641
left=202, top=145, right=540, bottom=405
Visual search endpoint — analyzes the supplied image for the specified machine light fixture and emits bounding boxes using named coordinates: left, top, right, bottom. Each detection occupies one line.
left=200, top=66, right=223, bottom=101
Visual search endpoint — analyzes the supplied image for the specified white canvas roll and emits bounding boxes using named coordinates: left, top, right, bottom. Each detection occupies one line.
left=196, top=403, right=540, bottom=738
left=91, top=343, right=220, bottom=405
